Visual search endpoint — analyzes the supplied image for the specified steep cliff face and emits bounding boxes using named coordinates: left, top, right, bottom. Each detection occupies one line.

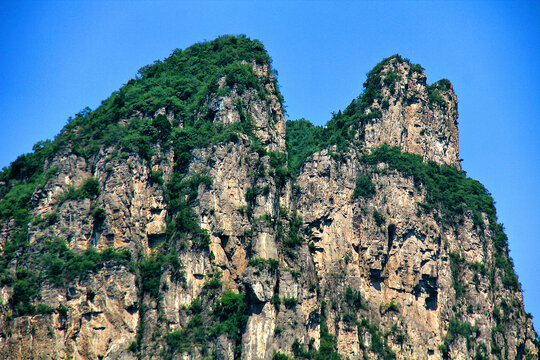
left=362, top=56, right=460, bottom=168
left=0, top=36, right=536, bottom=360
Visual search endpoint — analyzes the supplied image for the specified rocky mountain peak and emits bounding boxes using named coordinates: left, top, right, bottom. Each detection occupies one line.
left=362, top=55, right=460, bottom=168
left=205, top=60, right=286, bottom=153
left=0, top=38, right=536, bottom=360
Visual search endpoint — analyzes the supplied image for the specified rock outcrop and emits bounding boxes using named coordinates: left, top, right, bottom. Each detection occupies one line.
left=0, top=36, right=536, bottom=360
left=363, top=56, right=460, bottom=168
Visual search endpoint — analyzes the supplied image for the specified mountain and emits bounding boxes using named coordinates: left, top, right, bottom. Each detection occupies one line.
left=0, top=35, right=537, bottom=360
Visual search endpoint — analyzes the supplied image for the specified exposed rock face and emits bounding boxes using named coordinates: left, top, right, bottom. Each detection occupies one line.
left=30, top=145, right=173, bottom=253
left=207, top=62, right=286, bottom=153
left=363, top=57, right=460, bottom=168
left=295, top=149, right=537, bottom=359
left=0, top=265, right=137, bottom=360
left=0, top=39, right=536, bottom=360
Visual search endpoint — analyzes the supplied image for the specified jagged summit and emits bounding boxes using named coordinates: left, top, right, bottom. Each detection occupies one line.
left=52, top=35, right=285, bottom=166
left=288, top=55, right=460, bottom=176
left=361, top=55, right=460, bottom=167
left=0, top=37, right=537, bottom=360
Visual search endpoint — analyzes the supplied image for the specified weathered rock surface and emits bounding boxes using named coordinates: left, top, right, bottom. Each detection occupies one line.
left=0, top=265, right=137, bottom=360
left=0, top=42, right=535, bottom=360
left=363, top=57, right=460, bottom=168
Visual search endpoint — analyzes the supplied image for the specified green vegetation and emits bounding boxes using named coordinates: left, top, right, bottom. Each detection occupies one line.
left=268, top=151, right=290, bottom=189
left=344, top=287, right=367, bottom=310
left=42, top=238, right=131, bottom=287
left=427, top=79, right=452, bottom=109
left=248, top=257, right=279, bottom=272
left=213, top=291, right=248, bottom=342
left=292, top=339, right=315, bottom=358
left=352, top=175, right=376, bottom=199
left=167, top=291, right=248, bottom=357
left=380, top=301, right=399, bottom=314
left=286, top=301, right=341, bottom=360
left=492, top=227, right=519, bottom=290
left=271, top=293, right=281, bottom=308
left=148, top=170, right=164, bottom=185
left=373, top=210, right=386, bottom=227
left=165, top=173, right=212, bottom=250
left=363, top=144, right=495, bottom=224
left=9, top=270, right=40, bottom=315
left=127, top=341, right=138, bottom=353
left=449, top=252, right=466, bottom=297
left=32, top=213, right=53, bottom=228
left=357, top=318, right=396, bottom=359
left=58, top=177, right=100, bottom=202
left=283, top=297, right=298, bottom=310
left=273, top=352, right=292, bottom=360
left=315, top=302, right=341, bottom=360
left=167, top=314, right=206, bottom=353
left=91, top=207, right=107, bottom=223
left=245, top=186, right=261, bottom=203
left=283, top=210, right=303, bottom=248
left=0, top=236, right=131, bottom=315
left=53, top=35, right=281, bottom=162
left=0, top=147, right=60, bottom=313
left=57, top=303, right=69, bottom=317
left=440, top=317, right=479, bottom=358
left=202, top=271, right=223, bottom=297
left=285, top=119, right=324, bottom=177
left=35, top=303, right=54, bottom=314
left=0, top=34, right=525, bottom=359
left=0, top=141, right=57, bottom=186
left=139, top=253, right=184, bottom=298
left=319, top=56, right=412, bottom=153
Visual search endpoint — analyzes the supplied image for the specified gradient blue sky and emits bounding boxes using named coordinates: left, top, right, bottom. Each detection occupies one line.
left=1, top=1, right=539, bottom=329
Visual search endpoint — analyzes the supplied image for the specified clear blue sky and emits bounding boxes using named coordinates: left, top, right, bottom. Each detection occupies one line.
left=1, top=1, right=539, bottom=328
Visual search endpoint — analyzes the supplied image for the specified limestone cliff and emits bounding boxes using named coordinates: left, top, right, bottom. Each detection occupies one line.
left=0, top=36, right=536, bottom=360
left=362, top=56, right=460, bottom=168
